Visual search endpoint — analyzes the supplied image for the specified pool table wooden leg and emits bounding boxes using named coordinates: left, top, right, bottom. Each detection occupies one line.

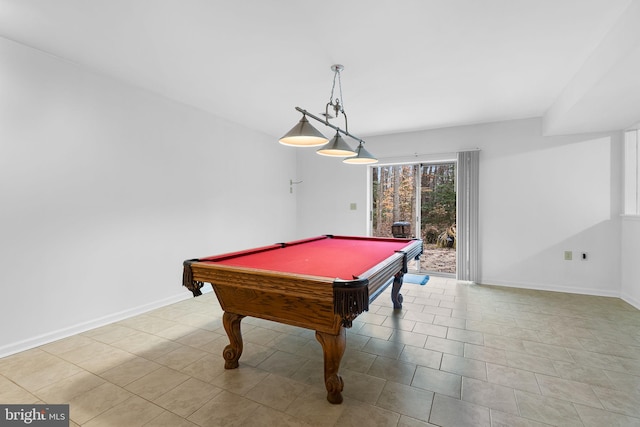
left=392, top=272, right=404, bottom=309
left=222, top=312, right=245, bottom=369
left=315, top=327, right=346, bottom=404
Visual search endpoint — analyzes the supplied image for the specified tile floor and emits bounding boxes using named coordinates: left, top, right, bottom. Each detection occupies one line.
left=1, top=276, right=640, bottom=426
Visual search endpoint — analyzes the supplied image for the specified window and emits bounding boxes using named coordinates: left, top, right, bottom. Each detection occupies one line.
left=624, top=129, right=640, bottom=215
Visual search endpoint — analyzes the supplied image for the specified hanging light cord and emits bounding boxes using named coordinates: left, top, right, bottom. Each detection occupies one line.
left=329, top=67, right=344, bottom=113
left=325, top=66, right=349, bottom=133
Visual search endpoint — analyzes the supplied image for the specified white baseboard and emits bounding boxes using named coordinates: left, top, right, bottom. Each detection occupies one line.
left=621, top=292, right=640, bottom=310
left=478, top=278, right=621, bottom=298
left=0, top=292, right=193, bottom=359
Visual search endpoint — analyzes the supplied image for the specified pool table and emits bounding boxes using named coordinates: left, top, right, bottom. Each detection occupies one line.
left=182, top=235, right=423, bottom=404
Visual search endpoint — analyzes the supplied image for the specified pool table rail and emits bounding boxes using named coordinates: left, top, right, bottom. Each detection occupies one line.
left=187, top=263, right=343, bottom=334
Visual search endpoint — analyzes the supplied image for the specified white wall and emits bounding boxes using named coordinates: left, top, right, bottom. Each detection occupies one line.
left=621, top=217, right=640, bottom=307
left=0, top=38, right=297, bottom=356
left=294, top=148, right=369, bottom=237
left=297, top=118, right=623, bottom=297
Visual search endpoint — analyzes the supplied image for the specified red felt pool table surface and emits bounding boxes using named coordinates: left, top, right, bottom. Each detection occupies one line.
left=198, top=235, right=415, bottom=280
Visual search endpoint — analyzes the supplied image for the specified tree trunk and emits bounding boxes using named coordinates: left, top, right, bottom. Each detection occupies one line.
left=393, top=166, right=400, bottom=222
left=375, top=167, right=384, bottom=236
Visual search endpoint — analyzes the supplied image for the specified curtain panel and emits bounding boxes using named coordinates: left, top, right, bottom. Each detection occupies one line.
left=456, top=150, right=479, bottom=283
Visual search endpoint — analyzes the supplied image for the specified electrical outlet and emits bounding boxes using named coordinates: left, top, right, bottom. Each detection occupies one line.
left=564, top=251, right=572, bottom=261
left=581, top=252, right=588, bottom=261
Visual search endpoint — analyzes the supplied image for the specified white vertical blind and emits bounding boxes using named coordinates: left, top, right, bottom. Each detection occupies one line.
left=456, top=150, right=479, bottom=282
left=624, top=130, right=639, bottom=215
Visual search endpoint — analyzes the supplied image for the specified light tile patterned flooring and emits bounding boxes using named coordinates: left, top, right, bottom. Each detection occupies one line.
left=2, top=277, right=640, bottom=426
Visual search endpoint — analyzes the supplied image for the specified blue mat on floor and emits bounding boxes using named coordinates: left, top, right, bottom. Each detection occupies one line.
left=404, top=274, right=429, bottom=285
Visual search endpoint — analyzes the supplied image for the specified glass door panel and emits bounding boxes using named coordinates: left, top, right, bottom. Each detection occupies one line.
left=371, top=165, right=418, bottom=239
left=371, top=162, right=456, bottom=275
left=420, top=163, right=456, bottom=274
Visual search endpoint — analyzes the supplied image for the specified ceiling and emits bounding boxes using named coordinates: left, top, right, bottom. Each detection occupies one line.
left=1, top=0, right=640, bottom=138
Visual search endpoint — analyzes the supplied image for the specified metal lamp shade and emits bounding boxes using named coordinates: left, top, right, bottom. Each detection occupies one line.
left=342, top=143, right=378, bottom=164
left=316, top=132, right=357, bottom=157
left=279, top=115, right=329, bottom=147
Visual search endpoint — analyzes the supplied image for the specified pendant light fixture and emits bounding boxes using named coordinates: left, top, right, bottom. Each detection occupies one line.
left=317, top=132, right=356, bottom=157
left=343, top=142, right=378, bottom=164
left=279, top=64, right=377, bottom=164
left=279, top=115, right=328, bottom=147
